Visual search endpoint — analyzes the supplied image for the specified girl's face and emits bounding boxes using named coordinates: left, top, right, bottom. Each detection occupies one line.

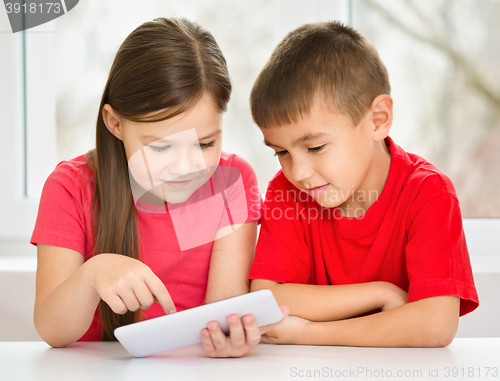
left=107, top=95, right=223, bottom=204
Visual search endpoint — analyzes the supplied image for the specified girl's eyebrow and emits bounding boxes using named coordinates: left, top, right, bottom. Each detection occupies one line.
left=198, top=129, right=222, bottom=141
left=140, top=129, right=222, bottom=144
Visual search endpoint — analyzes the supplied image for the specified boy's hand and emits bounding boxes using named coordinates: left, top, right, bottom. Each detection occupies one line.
left=201, top=306, right=289, bottom=357
left=380, top=282, right=408, bottom=311
left=260, top=315, right=310, bottom=344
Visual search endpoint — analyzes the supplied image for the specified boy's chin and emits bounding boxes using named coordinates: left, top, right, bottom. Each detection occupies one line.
left=311, top=194, right=342, bottom=209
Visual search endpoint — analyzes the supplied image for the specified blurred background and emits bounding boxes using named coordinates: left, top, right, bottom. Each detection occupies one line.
left=48, top=0, right=500, bottom=217
left=353, top=0, right=500, bottom=217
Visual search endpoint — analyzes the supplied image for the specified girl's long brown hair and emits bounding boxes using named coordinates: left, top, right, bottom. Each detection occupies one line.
left=85, top=18, right=231, bottom=341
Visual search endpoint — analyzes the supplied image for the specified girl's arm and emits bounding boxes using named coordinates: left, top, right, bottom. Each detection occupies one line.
left=200, top=221, right=289, bottom=357
left=34, top=245, right=100, bottom=347
left=204, top=221, right=257, bottom=303
left=34, top=244, right=175, bottom=347
left=251, top=279, right=408, bottom=322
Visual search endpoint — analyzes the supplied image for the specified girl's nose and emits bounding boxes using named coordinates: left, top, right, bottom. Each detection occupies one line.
left=167, top=147, right=206, bottom=178
left=167, top=149, right=195, bottom=177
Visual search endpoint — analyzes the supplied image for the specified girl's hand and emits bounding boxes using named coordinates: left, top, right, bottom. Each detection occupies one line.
left=260, top=315, right=310, bottom=344
left=86, top=254, right=176, bottom=315
left=380, top=282, right=408, bottom=311
left=201, top=306, right=289, bottom=357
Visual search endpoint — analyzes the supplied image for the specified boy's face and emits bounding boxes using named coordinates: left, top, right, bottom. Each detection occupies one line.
left=262, top=101, right=390, bottom=214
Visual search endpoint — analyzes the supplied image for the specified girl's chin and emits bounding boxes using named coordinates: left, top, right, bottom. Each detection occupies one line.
left=133, top=187, right=195, bottom=205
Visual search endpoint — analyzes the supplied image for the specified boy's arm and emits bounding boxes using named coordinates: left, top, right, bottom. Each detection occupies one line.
left=251, top=279, right=408, bottom=322
left=262, top=295, right=460, bottom=347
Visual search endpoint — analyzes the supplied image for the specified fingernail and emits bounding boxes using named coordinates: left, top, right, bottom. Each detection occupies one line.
left=243, top=316, right=253, bottom=324
left=229, top=317, right=238, bottom=324
left=169, top=309, right=176, bottom=314
left=209, top=324, right=217, bottom=331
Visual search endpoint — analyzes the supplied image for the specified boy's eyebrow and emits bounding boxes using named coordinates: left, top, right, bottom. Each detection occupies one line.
left=141, top=129, right=222, bottom=144
left=264, top=132, right=330, bottom=148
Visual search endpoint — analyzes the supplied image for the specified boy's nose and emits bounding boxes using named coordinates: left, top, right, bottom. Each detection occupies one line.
left=290, top=159, right=314, bottom=182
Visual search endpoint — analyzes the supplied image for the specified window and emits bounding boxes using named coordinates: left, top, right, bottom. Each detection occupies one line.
left=352, top=0, right=500, bottom=218
left=1, top=0, right=498, bottom=257
left=0, top=9, right=40, bottom=253
left=351, top=0, right=500, bottom=257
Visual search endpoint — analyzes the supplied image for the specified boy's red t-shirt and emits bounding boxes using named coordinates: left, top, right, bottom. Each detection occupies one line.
left=248, top=137, right=479, bottom=316
left=30, top=151, right=262, bottom=340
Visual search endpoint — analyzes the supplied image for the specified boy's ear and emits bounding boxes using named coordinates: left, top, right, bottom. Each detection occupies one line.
left=370, top=94, right=393, bottom=141
left=102, top=104, right=124, bottom=141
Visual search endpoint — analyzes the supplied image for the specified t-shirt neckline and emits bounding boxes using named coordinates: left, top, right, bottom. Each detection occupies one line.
left=330, top=136, right=409, bottom=236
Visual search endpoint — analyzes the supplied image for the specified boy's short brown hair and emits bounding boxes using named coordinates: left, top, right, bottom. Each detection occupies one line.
left=250, top=21, right=390, bottom=128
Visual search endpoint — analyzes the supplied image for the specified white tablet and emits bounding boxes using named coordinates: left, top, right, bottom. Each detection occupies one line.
left=114, top=289, right=283, bottom=357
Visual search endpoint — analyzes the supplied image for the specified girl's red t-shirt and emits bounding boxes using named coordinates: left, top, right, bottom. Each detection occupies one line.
left=31, top=151, right=263, bottom=341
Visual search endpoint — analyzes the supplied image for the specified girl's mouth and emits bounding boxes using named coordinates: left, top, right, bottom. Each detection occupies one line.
left=163, top=179, right=194, bottom=189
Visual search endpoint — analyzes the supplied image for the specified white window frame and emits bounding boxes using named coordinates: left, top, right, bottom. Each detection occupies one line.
left=0, top=11, right=56, bottom=256
left=0, top=0, right=498, bottom=259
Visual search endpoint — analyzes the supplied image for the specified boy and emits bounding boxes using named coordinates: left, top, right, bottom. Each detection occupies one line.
left=249, top=21, right=478, bottom=347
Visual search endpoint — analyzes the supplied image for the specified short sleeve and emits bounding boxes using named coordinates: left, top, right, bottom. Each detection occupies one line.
left=405, top=193, right=479, bottom=316
left=30, top=162, right=88, bottom=256
left=216, top=154, right=263, bottom=229
left=248, top=173, right=311, bottom=284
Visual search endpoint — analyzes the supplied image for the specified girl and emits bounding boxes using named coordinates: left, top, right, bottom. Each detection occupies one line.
left=31, top=17, right=287, bottom=358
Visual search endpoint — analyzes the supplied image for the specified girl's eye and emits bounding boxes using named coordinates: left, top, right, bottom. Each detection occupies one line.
left=308, top=145, right=325, bottom=153
left=148, top=140, right=216, bottom=153
left=197, top=140, right=216, bottom=150
left=274, top=150, right=288, bottom=157
left=148, top=145, right=171, bottom=153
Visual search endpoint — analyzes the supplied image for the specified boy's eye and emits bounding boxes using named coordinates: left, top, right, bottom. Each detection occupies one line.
left=197, top=140, right=216, bottom=150
left=308, top=145, right=325, bottom=153
left=148, top=145, right=171, bottom=153
left=274, top=145, right=325, bottom=157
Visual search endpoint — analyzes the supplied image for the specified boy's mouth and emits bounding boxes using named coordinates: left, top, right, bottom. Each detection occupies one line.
left=306, top=184, right=329, bottom=196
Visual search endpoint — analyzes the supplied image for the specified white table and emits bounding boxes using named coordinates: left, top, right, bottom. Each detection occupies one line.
left=1, top=339, right=499, bottom=381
